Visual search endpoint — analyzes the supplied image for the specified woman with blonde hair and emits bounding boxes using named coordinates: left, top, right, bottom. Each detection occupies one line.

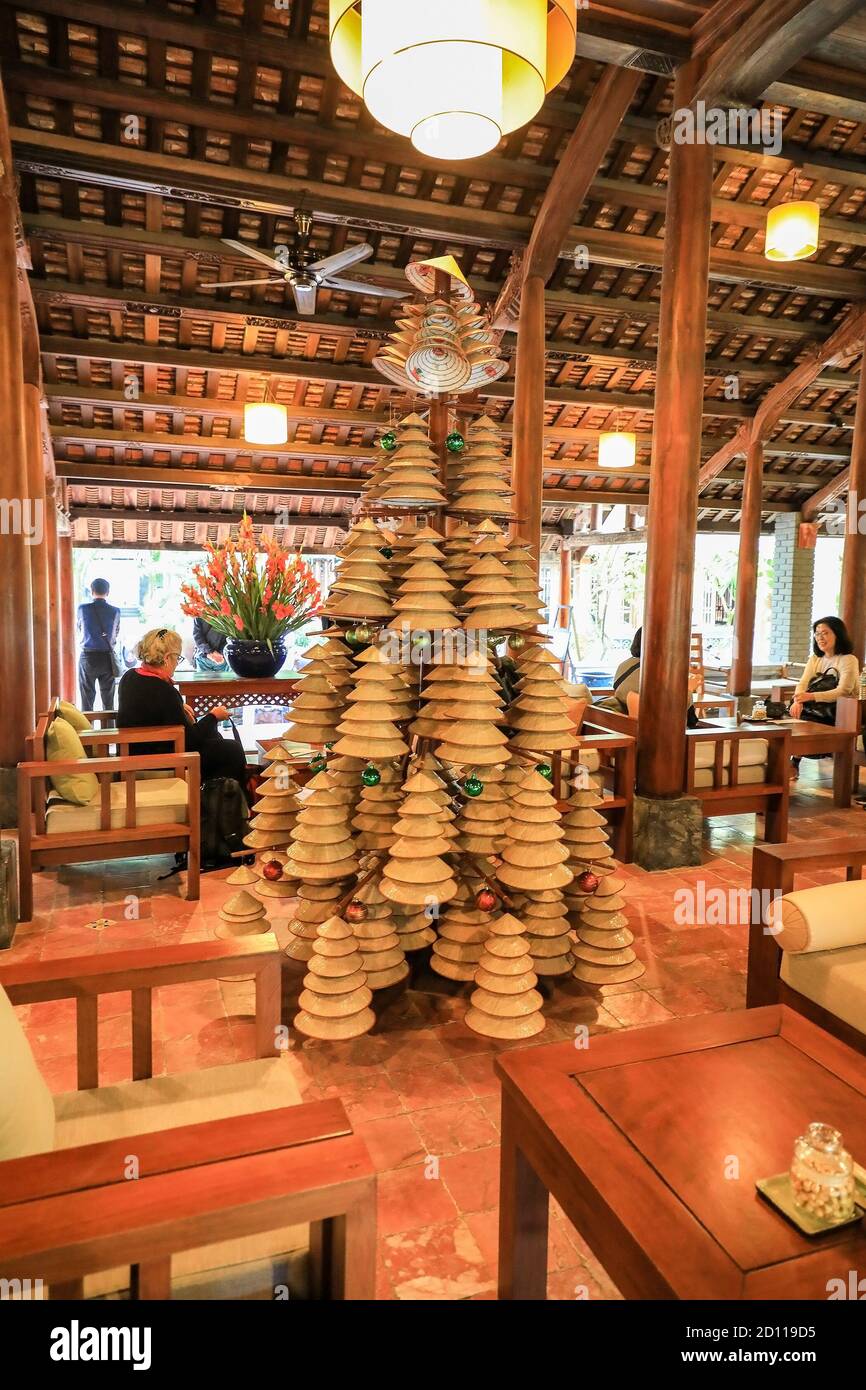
left=117, top=627, right=247, bottom=783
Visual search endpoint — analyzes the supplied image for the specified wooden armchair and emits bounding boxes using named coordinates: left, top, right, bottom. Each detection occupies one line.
left=586, top=705, right=790, bottom=842
left=0, top=936, right=376, bottom=1300
left=747, top=837, right=866, bottom=1056
left=18, top=712, right=199, bottom=920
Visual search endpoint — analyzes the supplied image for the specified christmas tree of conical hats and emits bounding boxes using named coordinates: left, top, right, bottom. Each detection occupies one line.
left=455, top=763, right=508, bottom=858
left=449, top=414, right=515, bottom=518
left=243, top=748, right=300, bottom=858
left=465, top=912, right=546, bottom=1040
left=351, top=757, right=403, bottom=852
left=284, top=769, right=357, bottom=884
left=461, top=549, right=527, bottom=632
left=442, top=520, right=476, bottom=599
left=562, top=772, right=617, bottom=922
left=293, top=915, right=376, bottom=1040
left=216, top=889, right=271, bottom=939
left=412, top=656, right=509, bottom=768
left=331, top=645, right=411, bottom=764
left=322, top=518, right=393, bottom=621
left=378, top=764, right=459, bottom=909
left=497, top=768, right=573, bottom=894
left=386, top=517, right=421, bottom=581
left=282, top=634, right=354, bottom=747
left=346, top=874, right=409, bottom=990
left=506, top=642, right=579, bottom=753
left=376, top=411, right=447, bottom=508
left=502, top=540, right=546, bottom=629
left=572, top=871, right=644, bottom=985
left=387, top=534, right=458, bottom=632
left=430, top=876, right=490, bottom=982
left=510, top=887, right=574, bottom=977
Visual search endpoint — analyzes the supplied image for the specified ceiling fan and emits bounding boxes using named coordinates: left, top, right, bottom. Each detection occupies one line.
left=207, top=210, right=407, bottom=316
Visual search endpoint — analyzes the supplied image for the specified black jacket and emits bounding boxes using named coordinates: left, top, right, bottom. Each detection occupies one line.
left=117, top=669, right=220, bottom=757
left=193, top=618, right=227, bottom=658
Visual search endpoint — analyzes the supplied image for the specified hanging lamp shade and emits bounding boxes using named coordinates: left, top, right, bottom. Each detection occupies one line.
left=244, top=402, right=288, bottom=446
left=329, top=0, right=578, bottom=161
left=598, top=431, right=636, bottom=470
left=764, top=200, right=820, bottom=262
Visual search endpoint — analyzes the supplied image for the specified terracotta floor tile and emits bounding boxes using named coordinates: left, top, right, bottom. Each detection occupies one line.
left=335, top=1071, right=405, bottom=1124
left=382, top=1218, right=494, bottom=1300
left=377, top=1165, right=460, bottom=1237
left=355, top=1114, right=426, bottom=1171
left=454, top=1052, right=500, bottom=1099
left=440, top=1145, right=500, bottom=1214
left=477, top=1094, right=501, bottom=1131
left=411, top=1099, right=499, bottom=1157
left=387, top=1061, right=475, bottom=1112
left=602, top=991, right=677, bottom=1028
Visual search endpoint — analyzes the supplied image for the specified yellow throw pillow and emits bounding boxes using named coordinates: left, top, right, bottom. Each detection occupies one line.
left=57, top=699, right=92, bottom=733
left=46, top=716, right=98, bottom=806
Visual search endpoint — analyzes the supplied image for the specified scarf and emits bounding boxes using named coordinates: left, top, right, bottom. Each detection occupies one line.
left=136, top=663, right=175, bottom=683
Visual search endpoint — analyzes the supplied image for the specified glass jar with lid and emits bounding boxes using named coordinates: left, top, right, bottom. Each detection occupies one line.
left=751, top=698, right=767, bottom=721
left=790, top=1123, right=855, bottom=1224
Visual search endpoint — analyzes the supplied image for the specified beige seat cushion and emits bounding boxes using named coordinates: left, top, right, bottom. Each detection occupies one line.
left=0, top=986, right=55, bottom=1160
left=693, top=738, right=768, bottom=770
left=766, top=880, right=866, bottom=953
left=46, top=776, right=189, bottom=834
left=781, top=944, right=866, bottom=1036
left=55, top=1056, right=309, bottom=1295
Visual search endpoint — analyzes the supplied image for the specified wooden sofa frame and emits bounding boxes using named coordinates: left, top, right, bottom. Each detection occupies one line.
left=18, top=705, right=199, bottom=922
left=585, top=706, right=790, bottom=842
left=0, top=936, right=376, bottom=1300
left=747, top=837, right=866, bottom=1056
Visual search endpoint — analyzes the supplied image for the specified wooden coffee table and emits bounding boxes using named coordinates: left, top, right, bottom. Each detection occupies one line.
left=496, top=1007, right=866, bottom=1299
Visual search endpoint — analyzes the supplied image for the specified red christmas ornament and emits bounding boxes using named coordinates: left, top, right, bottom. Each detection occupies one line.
left=261, top=859, right=284, bottom=882
left=475, top=887, right=498, bottom=912
left=576, top=869, right=599, bottom=894
left=345, top=899, right=368, bottom=924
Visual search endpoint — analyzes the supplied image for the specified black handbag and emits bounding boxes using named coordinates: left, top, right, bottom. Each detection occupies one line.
left=795, top=669, right=839, bottom=726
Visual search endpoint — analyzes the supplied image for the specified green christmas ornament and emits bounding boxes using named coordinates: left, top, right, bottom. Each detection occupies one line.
left=361, top=764, right=381, bottom=788
left=463, top=774, right=484, bottom=798
left=536, top=762, right=553, bottom=781
left=411, top=631, right=432, bottom=652
left=446, top=430, right=465, bottom=453
left=379, top=545, right=394, bottom=559
left=354, top=622, right=373, bottom=644
left=380, top=430, right=397, bottom=452
left=508, top=633, right=527, bottom=653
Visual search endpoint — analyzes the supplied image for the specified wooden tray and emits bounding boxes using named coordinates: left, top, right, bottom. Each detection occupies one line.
left=756, top=1166, right=866, bottom=1236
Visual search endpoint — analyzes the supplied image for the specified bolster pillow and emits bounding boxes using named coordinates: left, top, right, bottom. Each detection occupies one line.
left=764, top=879, right=866, bottom=953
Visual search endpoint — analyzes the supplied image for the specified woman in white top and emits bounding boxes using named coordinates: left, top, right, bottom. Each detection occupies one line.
left=789, top=616, right=860, bottom=774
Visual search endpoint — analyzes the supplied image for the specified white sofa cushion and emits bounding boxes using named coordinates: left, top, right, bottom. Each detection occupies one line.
left=54, top=1056, right=309, bottom=1296
left=781, top=944, right=866, bottom=1035
left=45, top=776, right=189, bottom=834
left=578, top=748, right=601, bottom=774
left=766, top=880, right=866, bottom=953
left=693, top=738, right=769, bottom=770
left=0, top=986, right=55, bottom=1160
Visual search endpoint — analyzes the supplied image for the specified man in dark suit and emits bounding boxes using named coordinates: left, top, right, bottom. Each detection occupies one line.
left=77, top=578, right=121, bottom=711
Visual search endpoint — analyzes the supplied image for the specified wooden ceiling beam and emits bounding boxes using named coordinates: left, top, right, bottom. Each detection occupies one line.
left=696, top=0, right=866, bottom=108
left=802, top=465, right=852, bottom=519
left=14, top=131, right=866, bottom=300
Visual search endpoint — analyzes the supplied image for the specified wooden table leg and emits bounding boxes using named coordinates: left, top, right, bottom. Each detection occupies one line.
left=310, top=1193, right=376, bottom=1300
left=498, top=1093, right=549, bottom=1300
left=130, top=1258, right=172, bottom=1299
left=834, top=744, right=854, bottom=808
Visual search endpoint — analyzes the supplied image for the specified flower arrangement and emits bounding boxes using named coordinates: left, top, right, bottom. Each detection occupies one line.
left=180, top=513, right=321, bottom=646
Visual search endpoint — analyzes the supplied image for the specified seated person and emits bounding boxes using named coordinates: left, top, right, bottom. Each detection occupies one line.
left=118, top=627, right=247, bottom=785
left=193, top=616, right=228, bottom=673
left=599, top=627, right=642, bottom=712
left=789, top=616, right=859, bottom=775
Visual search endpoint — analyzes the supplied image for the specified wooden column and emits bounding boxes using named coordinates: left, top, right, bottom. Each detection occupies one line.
left=0, top=85, right=36, bottom=769
left=512, top=274, right=546, bottom=575
left=45, top=479, right=62, bottom=697
left=840, top=348, right=866, bottom=664
left=636, top=60, right=713, bottom=799
left=23, top=384, right=51, bottom=715
left=59, top=531, right=76, bottom=702
left=558, top=547, right=571, bottom=628
left=729, top=436, right=764, bottom=695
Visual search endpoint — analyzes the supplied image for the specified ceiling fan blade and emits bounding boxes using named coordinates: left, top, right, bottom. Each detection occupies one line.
left=324, top=275, right=408, bottom=299
left=292, top=279, right=318, bottom=315
left=307, top=242, right=374, bottom=276
left=221, top=237, right=285, bottom=272
left=206, top=277, right=283, bottom=290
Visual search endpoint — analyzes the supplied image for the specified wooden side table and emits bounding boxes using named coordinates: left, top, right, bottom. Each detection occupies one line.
left=496, top=1007, right=866, bottom=1300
